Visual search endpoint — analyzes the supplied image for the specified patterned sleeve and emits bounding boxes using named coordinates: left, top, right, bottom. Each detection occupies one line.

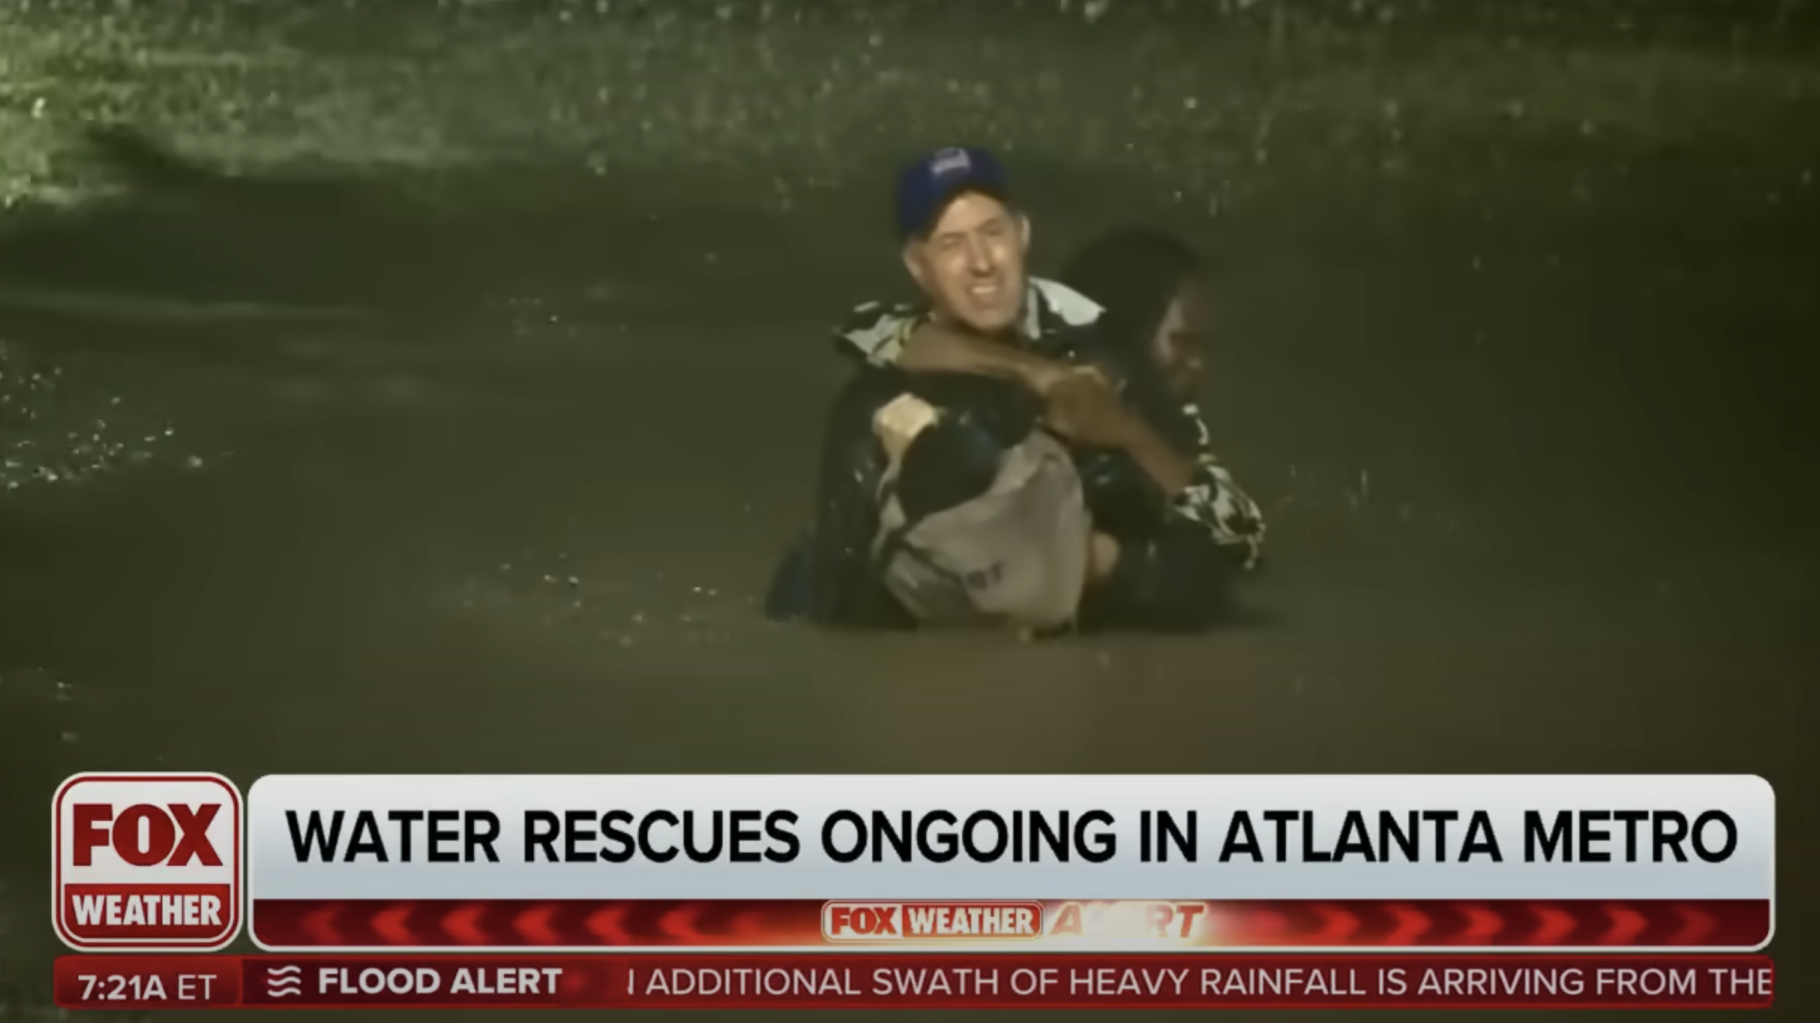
left=833, top=301, right=925, bottom=367
left=1170, top=403, right=1266, bottom=570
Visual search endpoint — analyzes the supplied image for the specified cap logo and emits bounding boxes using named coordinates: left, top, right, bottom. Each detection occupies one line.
left=929, top=148, right=972, bottom=177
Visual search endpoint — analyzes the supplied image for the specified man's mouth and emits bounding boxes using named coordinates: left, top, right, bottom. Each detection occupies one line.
left=967, top=281, right=1005, bottom=300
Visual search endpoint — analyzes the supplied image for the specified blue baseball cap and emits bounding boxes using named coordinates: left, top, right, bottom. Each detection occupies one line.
left=894, top=146, right=1014, bottom=241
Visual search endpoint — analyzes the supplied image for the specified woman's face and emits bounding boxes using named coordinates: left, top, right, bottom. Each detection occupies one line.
left=1153, top=279, right=1211, bottom=399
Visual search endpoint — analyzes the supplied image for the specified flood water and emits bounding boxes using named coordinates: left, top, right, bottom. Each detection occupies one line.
left=1, top=1, right=1816, bottom=1018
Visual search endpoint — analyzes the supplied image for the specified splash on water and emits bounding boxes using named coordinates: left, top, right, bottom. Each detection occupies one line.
left=453, top=548, right=749, bottom=651
left=0, top=337, right=195, bottom=496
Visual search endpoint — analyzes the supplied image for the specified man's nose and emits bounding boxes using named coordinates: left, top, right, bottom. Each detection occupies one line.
left=964, top=236, right=995, bottom=274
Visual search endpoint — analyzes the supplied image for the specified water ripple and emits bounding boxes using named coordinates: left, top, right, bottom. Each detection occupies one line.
left=0, top=337, right=197, bottom=496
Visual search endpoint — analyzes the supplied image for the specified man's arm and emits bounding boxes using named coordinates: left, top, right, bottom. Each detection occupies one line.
left=801, top=370, right=913, bottom=628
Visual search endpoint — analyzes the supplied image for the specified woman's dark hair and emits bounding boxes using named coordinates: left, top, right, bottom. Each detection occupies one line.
left=1059, top=226, right=1204, bottom=365
left=1058, top=226, right=1206, bottom=455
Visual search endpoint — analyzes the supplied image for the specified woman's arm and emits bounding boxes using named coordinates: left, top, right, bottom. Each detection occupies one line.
left=1171, top=404, right=1267, bottom=570
left=1043, top=378, right=1198, bottom=496
left=1061, top=386, right=1267, bottom=571
left=898, top=322, right=1068, bottom=390
left=834, top=303, right=1080, bottom=393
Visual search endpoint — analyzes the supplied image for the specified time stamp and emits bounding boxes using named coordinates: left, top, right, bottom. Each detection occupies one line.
left=74, top=971, right=220, bottom=1003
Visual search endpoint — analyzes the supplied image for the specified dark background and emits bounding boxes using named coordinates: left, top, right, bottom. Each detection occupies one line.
left=1, top=0, right=1814, bottom=1018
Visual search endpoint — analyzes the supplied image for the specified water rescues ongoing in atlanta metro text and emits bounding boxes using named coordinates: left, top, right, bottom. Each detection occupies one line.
left=280, top=805, right=1740, bottom=866
left=244, top=775, right=1772, bottom=907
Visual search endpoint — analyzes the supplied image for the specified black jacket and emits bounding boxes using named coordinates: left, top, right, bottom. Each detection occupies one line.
left=787, top=318, right=1232, bottom=632
left=795, top=367, right=1047, bottom=628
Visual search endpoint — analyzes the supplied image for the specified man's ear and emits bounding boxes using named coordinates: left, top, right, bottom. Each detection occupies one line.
left=902, top=241, right=929, bottom=289
left=1017, top=213, right=1033, bottom=253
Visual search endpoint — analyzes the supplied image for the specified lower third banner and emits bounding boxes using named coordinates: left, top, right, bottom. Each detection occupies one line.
left=55, top=954, right=1773, bottom=1010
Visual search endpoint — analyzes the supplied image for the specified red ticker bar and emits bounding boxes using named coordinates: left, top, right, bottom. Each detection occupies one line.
left=56, top=954, right=1774, bottom=1009
left=248, top=897, right=1770, bottom=949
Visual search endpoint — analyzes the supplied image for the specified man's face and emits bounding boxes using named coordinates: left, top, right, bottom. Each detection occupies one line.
left=903, top=192, right=1030, bottom=335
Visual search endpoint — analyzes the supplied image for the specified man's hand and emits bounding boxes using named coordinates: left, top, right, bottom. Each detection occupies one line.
left=1088, top=531, right=1121, bottom=584
left=873, top=394, right=939, bottom=463
left=1038, top=367, right=1140, bottom=448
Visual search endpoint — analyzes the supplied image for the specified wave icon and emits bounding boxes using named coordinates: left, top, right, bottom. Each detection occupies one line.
left=266, top=964, right=303, bottom=998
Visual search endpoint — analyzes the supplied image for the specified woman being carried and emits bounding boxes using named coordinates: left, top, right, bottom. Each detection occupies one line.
left=768, top=227, right=1264, bottom=632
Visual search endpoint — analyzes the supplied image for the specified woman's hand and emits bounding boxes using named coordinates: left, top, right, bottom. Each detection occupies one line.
left=1019, top=359, right=1078, bottom=397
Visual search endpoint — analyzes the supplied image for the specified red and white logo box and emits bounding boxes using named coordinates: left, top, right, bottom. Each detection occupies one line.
left=824, top=901, right=1045, bottom=941
left=52, top=773, right=244, bottom=951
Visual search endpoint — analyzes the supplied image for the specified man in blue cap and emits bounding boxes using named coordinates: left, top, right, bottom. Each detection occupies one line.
left=840, top=146, right=1108, bottom=398
left=767, top=147, right=1261, bottom=631
left=843, top=147, right=1262, bottom=561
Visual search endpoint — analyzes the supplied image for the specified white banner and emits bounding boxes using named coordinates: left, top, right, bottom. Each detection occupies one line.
left=245, top=775, right=1773, bottom=902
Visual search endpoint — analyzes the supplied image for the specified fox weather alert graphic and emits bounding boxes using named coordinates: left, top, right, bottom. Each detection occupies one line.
left=53, top=773, right=244, bottom=951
